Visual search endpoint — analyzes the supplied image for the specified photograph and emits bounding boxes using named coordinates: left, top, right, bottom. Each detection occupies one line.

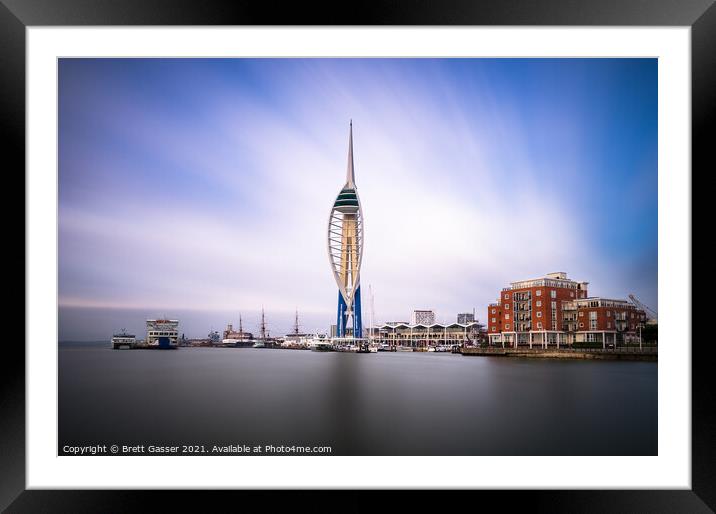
left=57, top=57, right=659, bottom=457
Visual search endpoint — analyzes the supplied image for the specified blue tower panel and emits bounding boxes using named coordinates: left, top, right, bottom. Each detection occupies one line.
left=337, top=291, right=348, bottom=338
left=353, top=285, right=362, bottom=338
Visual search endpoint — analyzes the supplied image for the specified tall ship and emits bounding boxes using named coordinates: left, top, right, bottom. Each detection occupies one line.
left=253, top=308, right=269, bottom=348
left=223, top=314, right=254, bottom=347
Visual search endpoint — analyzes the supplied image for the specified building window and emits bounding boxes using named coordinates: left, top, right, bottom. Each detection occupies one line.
left=607, top=310, right=611, bottom=317
left=491, top=317, right=496, bottom=323
left=536, top=300, right=542, bottom=307
left=537, top=322, right=543, bottom=329
left=491, top=308, right=496, bottom=314
left=492, top=327, right=496, bottom=332
left=631, top=312, right=635, bottom=318
left=505, top=304, right=510, bottom=310
left=550, top=290, right=556, bottom=299
left=551, top=301, right=557, bottom=310
left=579, top=322, right=584, bottom=328
left=579, top=311, right=584, bottom=317
left=536, top=312, right=542, bottom=318
left=505, top=324, right=510, bottom=330
left=505, top=314, right=510, bottom=320
left=570, top=292, right=574, bottom=298
left=607, top=322, right=611, bottom=329
left=504, top=294, right=510, bottom=299
left=589, top=311, right=597, bottom=320
left=536, top=290, right=542, bottom=296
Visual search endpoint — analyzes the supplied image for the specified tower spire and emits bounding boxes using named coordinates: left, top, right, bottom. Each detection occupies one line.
left=346, top=120, right=355, bottom=187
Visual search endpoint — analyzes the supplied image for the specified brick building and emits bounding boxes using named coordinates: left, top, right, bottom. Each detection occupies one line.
left=486, top=272, right=646, bottom=348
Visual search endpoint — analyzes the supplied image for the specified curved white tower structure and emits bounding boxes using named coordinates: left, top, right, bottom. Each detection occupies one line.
left=328, top=121, right=364, bottom=338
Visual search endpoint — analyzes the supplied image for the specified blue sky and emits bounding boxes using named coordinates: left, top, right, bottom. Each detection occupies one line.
left=58, top=58, right=657, bottom=340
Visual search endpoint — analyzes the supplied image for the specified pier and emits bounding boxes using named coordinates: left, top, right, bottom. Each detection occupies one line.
left=460, top=346, right=657, bottom=361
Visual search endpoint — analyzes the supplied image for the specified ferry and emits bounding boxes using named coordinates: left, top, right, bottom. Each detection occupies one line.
left=111, top=330, right=136, bottom=350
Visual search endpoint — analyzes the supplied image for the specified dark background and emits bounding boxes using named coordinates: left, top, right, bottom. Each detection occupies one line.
left=4, top=0, right=712, bottom=511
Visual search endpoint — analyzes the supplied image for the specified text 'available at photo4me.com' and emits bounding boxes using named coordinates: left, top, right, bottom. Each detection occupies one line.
left=61, top=443, right=334, bottom=456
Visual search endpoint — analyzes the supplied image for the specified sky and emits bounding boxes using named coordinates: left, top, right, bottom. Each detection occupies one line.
left=58, top=58, right=657, bottom=340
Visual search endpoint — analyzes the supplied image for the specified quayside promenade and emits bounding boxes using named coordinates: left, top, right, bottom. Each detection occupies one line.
left=460, top=346, right=657, bottom=361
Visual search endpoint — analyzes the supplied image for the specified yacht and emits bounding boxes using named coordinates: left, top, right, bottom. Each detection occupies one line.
left=311, top=341, right=335, bottom=352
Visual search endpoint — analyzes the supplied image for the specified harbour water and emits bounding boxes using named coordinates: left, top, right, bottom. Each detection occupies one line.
left=59, top=342, right=657, bottom=455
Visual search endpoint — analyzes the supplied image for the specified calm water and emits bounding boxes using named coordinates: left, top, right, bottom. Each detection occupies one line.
left=59, top=344, right=657, bottom=455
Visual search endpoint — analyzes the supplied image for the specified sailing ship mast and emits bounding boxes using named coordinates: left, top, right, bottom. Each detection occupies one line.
left=260, top=307, right=267, bottom=340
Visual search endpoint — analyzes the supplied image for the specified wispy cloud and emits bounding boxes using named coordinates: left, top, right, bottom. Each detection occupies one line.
left=59, top=58, right=657, bottom=338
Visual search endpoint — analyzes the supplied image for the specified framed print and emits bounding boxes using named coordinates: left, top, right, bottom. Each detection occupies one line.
left=5, top=0, right=711, bottom=511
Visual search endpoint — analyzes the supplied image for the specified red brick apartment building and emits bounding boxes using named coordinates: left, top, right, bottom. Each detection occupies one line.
left=487, top=272, right=646, bottom=348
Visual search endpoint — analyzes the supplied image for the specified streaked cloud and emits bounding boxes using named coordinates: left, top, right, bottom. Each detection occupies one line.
left=58, top=58, right=657, bottom=338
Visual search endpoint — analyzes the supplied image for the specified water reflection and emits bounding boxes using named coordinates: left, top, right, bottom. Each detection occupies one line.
left=59, top=344, right=657, bottom=455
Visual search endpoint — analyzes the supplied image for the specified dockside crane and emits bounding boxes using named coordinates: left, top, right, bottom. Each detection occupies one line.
left=628, top=294, right=658, bottom=322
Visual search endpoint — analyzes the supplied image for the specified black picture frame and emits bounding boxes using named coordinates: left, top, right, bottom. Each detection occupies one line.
left=3, top=0, right=709, bottom=511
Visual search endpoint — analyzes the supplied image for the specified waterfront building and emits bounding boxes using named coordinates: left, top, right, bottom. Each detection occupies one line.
left=411, top=310, right=435, bottom=325
left=375, top=321, right=481, bottom=348
left=146, top=319, right=179, bottom=348
left=486, top=272, right=646, bottom=348
left=567, top=297, right=646, bottom=345
left=457, top=311, right=475, bottom=324
left=327, top=121, right=364, bottom=338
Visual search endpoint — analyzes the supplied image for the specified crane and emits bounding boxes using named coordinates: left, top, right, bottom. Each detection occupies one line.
left=628, top=294, right=657, bottom=322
